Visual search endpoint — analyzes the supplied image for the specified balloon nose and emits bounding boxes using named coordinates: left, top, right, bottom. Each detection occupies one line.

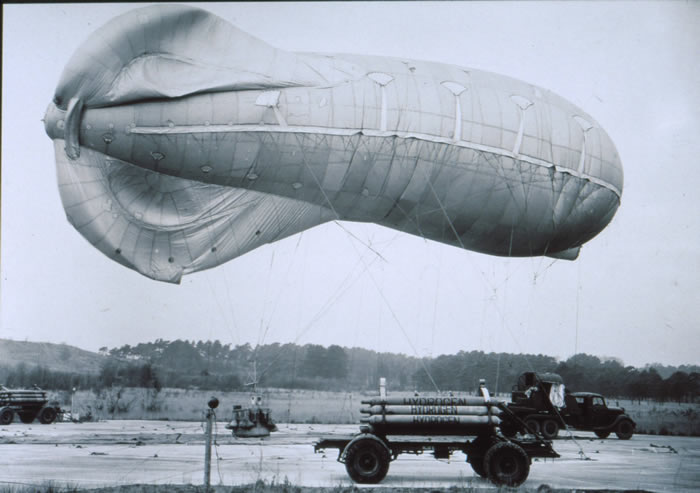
left=44, top=101, right=66, bottom=140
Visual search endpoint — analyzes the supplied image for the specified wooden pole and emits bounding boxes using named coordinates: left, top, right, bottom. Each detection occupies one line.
left=204, top=408, right=213, bottom=490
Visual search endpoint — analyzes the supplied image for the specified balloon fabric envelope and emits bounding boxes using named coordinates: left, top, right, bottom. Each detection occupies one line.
left=44, top=5, right=623, bottom=283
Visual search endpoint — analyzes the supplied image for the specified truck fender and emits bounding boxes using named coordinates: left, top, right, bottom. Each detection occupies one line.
left=341, top=433, right=392, bottom=463
left=610, top=414, right=636, bottom=429
left=598, top=414, right=635, bottom=432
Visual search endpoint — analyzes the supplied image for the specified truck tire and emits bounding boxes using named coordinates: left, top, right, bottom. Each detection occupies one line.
left=615, top=419, right=634, bottom=440
left=484, top=441, right=530, bottom=487
left=524, top=418, right=540, bottom=435
left=19, top=411, right=38, bottom=424
left=594, top=430, right=611, bottom=439
left=0, top=408, right=14, bottom=425
left=541, top=419, right=559, bottom=439
left=39, top=407, right=58, bottom=425
left=344, top=437, right=390, bottom=484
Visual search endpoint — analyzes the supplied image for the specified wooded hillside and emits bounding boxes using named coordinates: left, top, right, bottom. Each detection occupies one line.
left=0, top=338, right=697, bottom=402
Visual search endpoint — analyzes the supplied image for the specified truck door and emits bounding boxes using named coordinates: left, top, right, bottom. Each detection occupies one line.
left=579, top=396, right=594, bottom=428
left=591, top=396, right=610, bottom=427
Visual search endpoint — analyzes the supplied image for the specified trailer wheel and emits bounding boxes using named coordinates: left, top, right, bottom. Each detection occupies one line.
left=0, top=407, right=14, bottom=425
left=594, top=430, right=611, bottom=439
left=344, top=438, right=390, bottom=484
left=39, top=407, right=58, bottom=425
left=541, top=419, right=559, bottom=439
left=615, top=419, right=634, bottom=440
left=524, top=418, right=540, bottom=435
left=19, top=411, right=38, bottom=424
left=468, top=456, right=487, bottom=478
left=484, top=441, right=530, bottom=487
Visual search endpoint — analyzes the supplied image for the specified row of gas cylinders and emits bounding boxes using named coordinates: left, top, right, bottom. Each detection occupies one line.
left=360, top=396, right=502, bottom=432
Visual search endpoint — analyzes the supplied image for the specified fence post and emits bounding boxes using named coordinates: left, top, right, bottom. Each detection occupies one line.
left=204, top=396, right=219, bottom=491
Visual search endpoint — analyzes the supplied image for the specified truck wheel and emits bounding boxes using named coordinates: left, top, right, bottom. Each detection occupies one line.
left=541, top=419, right=559, bottom=439
left=344, top=438, right=390, bottom=484
left=39, top=407, right=58, bottom=425
left=594, top=430, right=611, bottom=439
left=524, top=418, right=540, bottom=435
left=19, top=412, right=38, bottom=424
left=0, top=408, right=14, bottom=425
left=484, top=441, right=530, bottom=487
left=615, top=420, right=634, bottom=440
left=468, top=456, right=487, bottom=478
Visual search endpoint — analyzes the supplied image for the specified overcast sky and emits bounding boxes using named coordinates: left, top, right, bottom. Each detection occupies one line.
left=2, top=2, right=699, bottom=368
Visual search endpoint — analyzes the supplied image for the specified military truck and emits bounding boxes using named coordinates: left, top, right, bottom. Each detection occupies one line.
left=0, top=385, right=61, bottom=425
left=501, top=372, right=635, bottom=439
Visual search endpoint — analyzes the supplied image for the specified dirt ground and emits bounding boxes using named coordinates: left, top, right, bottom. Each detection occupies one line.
left=0, top=420, right=698, bottom=492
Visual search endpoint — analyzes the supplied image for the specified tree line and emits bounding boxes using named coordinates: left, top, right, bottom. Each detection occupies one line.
left=1, top=340, right=698, bottom=402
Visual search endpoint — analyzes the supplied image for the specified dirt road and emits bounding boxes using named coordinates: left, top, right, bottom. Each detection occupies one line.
left=0, top=421, right=698, bottom=491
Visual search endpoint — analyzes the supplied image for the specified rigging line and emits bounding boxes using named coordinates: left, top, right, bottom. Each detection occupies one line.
left=255, top=246, right=384, bottom=381
left=202, top=269, right=231, bottom=337
left=256, top=247, right=387, bottom=381
left=486, top=285, right=591, bottom=460
left=575, top=258, right=581, bottom=356
left=256, top=249, right=276, bottom=349
left=258, top=230, right=307, bottom=350
left=411, top=147, right=590, bottom=457
left=200, top=201, right=241, bottom=347
left=255, top=229, right=406, bottom=384
left=333, top=220, right=388, bottom=263
left=414, top=157, right=584, bottom=448
left=415, top=157, right=543, bottom=324
left=430, top=245, right=442, bottom=358
left=416, top=162, right=499, bottom=296
left=485, top=151, right=545, bottom=264
left=484, top=151, right=534, bottom=258
left=348, top=234, right=442, bottom=393
left=295, top=138, right=441, bottom=393
left=213, top=412, right=225, bottom=485
left=533, top=257, right=559, bottom=283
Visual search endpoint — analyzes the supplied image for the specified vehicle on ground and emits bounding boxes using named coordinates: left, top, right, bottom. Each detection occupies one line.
left=0, top=385, right=61, bottom=425
left=500, top=372, right=636, bottom=439
left=225, top=394, right=278, bottom=438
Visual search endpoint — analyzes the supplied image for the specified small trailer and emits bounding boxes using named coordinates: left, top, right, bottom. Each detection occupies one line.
left=0, top=386, right=61, bottom=425
left=314, top=386, right=558, bottom=487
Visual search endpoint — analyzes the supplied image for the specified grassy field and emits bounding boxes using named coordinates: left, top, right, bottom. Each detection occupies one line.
left=54, top=388, right=369, bottom=424
left=48, top=387, right=699, bottom=436
left=605, top=397, right=700, bottom=436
